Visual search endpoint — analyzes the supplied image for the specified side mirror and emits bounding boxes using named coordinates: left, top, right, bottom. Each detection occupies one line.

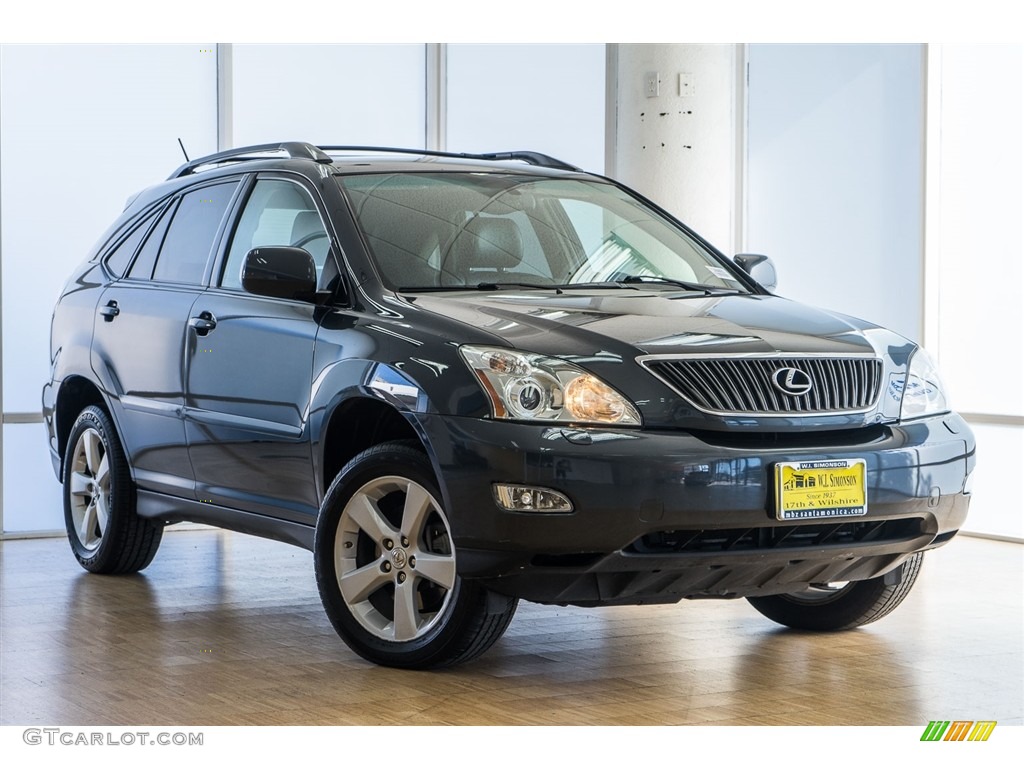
left=242, top=247, right=317, bottom=301
left=733, top=253, right=778, bottom=292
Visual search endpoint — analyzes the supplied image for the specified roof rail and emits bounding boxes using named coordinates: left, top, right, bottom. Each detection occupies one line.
left=318, top=145, right=584, bottom=173
left=168, top=142, right=334, bottom=179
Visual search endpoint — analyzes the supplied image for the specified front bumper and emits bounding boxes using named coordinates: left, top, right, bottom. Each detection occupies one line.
left=418, top=412, right=975, bottom=606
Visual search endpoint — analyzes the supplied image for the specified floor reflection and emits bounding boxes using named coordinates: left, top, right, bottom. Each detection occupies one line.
left=1, top=529, right=1020, bottom=726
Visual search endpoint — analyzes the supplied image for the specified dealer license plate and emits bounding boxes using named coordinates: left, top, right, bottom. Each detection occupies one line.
left=774, top=459, right=867, bottom=521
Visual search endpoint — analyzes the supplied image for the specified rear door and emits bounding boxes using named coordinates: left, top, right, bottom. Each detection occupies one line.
left=91, top=180, right=240, bottom=498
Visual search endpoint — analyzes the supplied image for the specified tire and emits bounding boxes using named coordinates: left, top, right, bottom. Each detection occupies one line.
left=746, top=552, right=924, bottom=631
left=314, top=441, right=517, bottom=669
left=62, top=405, right=163, bottom=574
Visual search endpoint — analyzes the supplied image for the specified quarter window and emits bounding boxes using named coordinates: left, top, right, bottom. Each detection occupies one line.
left=104, top=208, right=157, bottom=278
left=126, top=201, right=176, bottom=281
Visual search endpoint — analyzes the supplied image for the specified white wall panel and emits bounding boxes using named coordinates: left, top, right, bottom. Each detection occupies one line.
left=961, top=423, right=1024, bottom=540
left=931, top=45, right=1023, bottom=418
left=447, top=44, right=605, bottom=173
left=1, top=44, right=217, bottom=533
left=1, top=44, right=218, bottom=413
left=746, top=45, right=924, bottom=343
left=2, top=423, right=63, bottom=533
left=230, top=45, right=426, bottom=148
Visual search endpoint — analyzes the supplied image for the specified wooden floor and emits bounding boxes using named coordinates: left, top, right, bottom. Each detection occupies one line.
left=1, top=528, right=1021, bottom=726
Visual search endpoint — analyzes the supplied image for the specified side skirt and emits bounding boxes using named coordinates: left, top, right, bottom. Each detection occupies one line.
left=136, top=490, right=315, bottom=551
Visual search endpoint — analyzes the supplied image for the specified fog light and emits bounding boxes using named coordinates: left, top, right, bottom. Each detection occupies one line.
left=493, top=484, right=573, bottom=513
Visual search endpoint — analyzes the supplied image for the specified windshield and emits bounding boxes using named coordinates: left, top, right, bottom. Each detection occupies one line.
left=338, top=172, right=748, bottom=292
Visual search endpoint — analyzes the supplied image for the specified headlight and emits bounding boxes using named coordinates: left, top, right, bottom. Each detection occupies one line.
left=899, top=349, right=949, bottom=419
left=459, top=345, right=641, bottom=426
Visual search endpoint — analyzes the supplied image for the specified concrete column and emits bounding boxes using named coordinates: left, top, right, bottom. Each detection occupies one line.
left=609, top=44, right=744, bottom=256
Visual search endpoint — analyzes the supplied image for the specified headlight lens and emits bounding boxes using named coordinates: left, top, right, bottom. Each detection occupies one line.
left=899, top=349, right=949, bottom=419
left=460, top=345, right=641, bottom=426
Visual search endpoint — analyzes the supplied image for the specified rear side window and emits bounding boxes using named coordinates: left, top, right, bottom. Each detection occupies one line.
left=151, top=182, right=238, bottom=285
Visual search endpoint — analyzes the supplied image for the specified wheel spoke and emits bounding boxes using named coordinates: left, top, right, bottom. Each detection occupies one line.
left=70, top=471, right=92, bottom=497
left=79, top=501, right=98, bottom=544
left=83, top=430, right=103, bottom=476
left=347, top=493, right=397, bottom=545
left=94, top=493, right=110, bottom=535
left=94, top=452, right=110, bottom=490
left=400, top=481, right=434, bottom=540
left=413, top=551, right=456, bottom=590
left=392, top=578, right=420, bottom=642
left=339, top=557, right=391, bottom=603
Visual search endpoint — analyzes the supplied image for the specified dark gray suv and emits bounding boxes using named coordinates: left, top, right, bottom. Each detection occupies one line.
left=43, top=142, right=975, bottom=668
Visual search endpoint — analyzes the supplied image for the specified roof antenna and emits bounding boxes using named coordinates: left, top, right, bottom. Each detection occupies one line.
left=177, top=138, right=190, bottom=162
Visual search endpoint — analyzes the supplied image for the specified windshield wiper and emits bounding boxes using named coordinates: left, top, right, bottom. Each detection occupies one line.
left=397, top=282, right=562, bottom=293
left=473, top=281, right=563, bottom=293
left=549, top=281, right=639, bottom=290
left=618, top=275, right=746, bottom=295
left=398, top=278, right=744, bottom=296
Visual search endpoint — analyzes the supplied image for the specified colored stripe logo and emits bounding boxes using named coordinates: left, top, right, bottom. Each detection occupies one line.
left=920, top=721, right=997, bottom=741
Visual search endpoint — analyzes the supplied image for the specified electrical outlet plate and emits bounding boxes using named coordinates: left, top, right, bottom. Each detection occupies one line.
left=644, top=71, right=659, bottom=98
left=679, top=73, right=695, bottom=97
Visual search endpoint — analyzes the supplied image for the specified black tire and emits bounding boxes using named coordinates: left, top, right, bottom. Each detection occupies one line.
left=746, top=552, right=924, bottom=631
left=62, top=405, right=162, bottom=574
left=314, top=441, right=517, bottom=669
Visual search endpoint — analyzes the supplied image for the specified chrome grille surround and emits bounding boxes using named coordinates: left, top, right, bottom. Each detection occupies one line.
left=638, top=354, right=884, bottom=416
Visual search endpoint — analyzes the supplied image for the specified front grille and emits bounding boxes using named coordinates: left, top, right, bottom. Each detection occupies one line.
left=627, top=518, right=924, bottom=555
left=641, top=356, right=883, bottom=415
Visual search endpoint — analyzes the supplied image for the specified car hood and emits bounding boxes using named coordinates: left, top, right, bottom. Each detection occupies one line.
left=405, top=289, right=901, bottom=358
left=397, top=289, right=914, bottom=430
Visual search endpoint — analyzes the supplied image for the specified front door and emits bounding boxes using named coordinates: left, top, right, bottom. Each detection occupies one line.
left=184, top=178, right=334, bottom=523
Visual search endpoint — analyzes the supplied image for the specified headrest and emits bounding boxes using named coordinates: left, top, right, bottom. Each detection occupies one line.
left=453, top=216, right=523, bottom=270
left=291, top=210, right=322, bottom=244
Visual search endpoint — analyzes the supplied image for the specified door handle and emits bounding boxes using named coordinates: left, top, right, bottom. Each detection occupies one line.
left=189, top=312, right=217, bottom=336
left=99, top=301, right=120, bottom=321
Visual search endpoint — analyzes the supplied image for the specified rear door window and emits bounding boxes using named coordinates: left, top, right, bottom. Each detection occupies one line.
left=151, top=182, right=239, bottom=285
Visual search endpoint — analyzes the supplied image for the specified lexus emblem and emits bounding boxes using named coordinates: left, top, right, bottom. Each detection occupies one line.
left=771, top=367, right=813, bottom=396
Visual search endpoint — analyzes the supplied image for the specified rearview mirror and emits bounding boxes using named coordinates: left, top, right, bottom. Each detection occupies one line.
left=733, top=253, right=778, bottom=292
left=242, top=247, right=317, bottom=301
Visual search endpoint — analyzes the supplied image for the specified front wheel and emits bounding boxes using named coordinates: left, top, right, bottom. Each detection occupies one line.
left=314, top=441, right=517, bottom=669
left=746, top=552, right=924, bottom=631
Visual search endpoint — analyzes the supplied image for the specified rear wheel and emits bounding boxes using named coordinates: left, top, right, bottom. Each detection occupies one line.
left=63, top=405, right=162, bottom=573
left=314, top=441, right=517, bottom=669
left=746, top=552, right=924, bottom=631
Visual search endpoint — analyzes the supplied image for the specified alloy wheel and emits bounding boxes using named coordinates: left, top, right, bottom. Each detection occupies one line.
left=68, top=427, right=110, bottom=551
left=333, top=475, right=457, bottom=642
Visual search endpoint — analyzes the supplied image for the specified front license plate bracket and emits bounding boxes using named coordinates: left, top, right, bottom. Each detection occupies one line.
left=774, top=458, right=867, bottom=521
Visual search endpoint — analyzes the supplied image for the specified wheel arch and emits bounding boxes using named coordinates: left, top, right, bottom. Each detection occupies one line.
left=54, top=376, right=110, bottom=476
left=318, top=395, right=443, bottom=503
